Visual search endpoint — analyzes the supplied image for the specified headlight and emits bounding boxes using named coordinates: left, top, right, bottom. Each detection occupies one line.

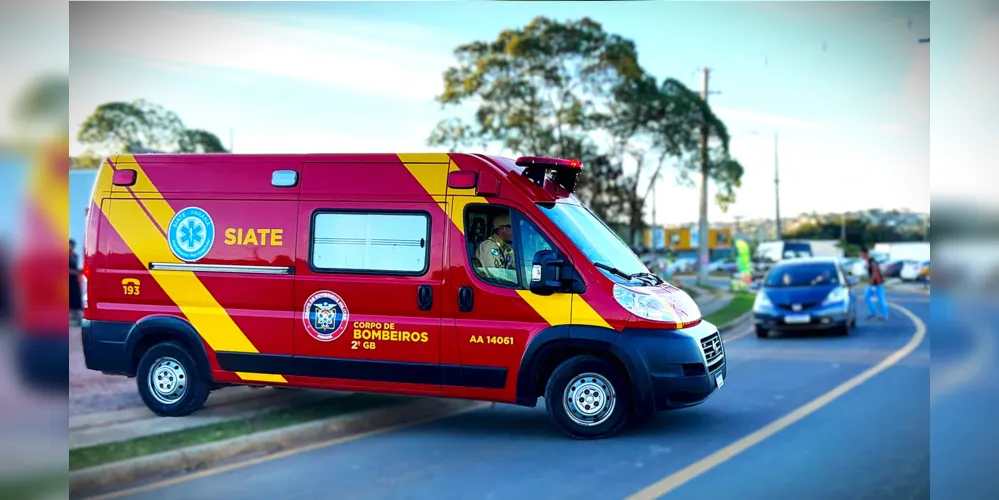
left=613, top=284, right=700, bottom=323
left=822, top=287, right=849, bottom=306
left=753, top=292, right=773, bottom=312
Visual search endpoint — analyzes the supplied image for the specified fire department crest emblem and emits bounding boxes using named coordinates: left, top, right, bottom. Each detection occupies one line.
left=303, top=290, right=349, bottom=342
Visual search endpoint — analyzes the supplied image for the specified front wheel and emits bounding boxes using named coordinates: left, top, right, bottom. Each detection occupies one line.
left=544, top=355, right=632, bottom=439
left=136, top=341, right=211, bottom=417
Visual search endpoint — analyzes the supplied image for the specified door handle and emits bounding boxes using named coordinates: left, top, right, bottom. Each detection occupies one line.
left=458, top=286, right=473, bottom=312
left=417, top=285, right=433, bottom=311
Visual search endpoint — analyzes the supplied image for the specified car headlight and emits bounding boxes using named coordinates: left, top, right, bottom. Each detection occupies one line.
left=613, top=283, right=700, bottom=323
left=822, top=287, right=849, bottom=306
left=753, top=292, right=773, bottom=312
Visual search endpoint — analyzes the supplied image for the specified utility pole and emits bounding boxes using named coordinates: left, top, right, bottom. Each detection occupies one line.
left=841, top=212, right=847, bottom=245
left=229, top=127, right=234, bottom=153
left=773, top=133, right=782, bottom=240
left=696, top=67, right=719, bottom=287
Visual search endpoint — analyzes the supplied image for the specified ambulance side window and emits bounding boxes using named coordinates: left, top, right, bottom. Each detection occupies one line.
left=310, top=210, right=431, bottom=275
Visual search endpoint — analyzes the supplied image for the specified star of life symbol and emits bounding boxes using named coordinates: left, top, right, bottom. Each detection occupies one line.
left=168, top=207, right=215, bottom=262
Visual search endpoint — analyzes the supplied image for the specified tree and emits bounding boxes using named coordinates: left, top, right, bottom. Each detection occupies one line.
left=609, top=75, right=743, bottom=244
left=76, top=99, right=227, bottom=164
left=428, top=16, right=743, bottom=246
left=426, top=16, right=644, bottom=222
left=15, top=74, right=68, bottom=126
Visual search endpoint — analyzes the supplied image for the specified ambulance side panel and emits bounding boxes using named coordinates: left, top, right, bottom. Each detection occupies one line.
left=284, top=161, right=447, bottom=395
left=85, top=155, right=300, bottom=385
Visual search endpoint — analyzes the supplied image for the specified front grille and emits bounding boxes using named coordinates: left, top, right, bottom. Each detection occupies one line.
left=699, top=332, right=724, bottom=367
left=777, top=302, right=819, bottom=311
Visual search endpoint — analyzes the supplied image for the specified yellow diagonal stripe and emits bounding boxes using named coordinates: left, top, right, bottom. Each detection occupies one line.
left=31, top=144, right=69, bottom=241
left=101, top=157, right=285, bottom=383
left=397, top=153, right=613, bottom=332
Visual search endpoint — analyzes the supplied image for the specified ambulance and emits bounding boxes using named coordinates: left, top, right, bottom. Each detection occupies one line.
left=80, top=152, right=726, bottom=439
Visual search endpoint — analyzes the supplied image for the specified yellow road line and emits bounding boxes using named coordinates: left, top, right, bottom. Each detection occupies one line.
left=626, top=302, right=926, bottom=500
left=82, top=402, right=491, bottom=500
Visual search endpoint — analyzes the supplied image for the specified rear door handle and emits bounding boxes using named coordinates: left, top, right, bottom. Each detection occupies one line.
left=458, top=286, right=473, bottom=312
left=417, top=285, right=433, bottom=311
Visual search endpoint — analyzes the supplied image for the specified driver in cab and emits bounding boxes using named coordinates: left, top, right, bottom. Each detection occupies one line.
left=476, top=213, right=515, bottom=279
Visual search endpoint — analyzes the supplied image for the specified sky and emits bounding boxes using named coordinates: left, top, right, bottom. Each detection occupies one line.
left=63, top=0, right=937, bottom=225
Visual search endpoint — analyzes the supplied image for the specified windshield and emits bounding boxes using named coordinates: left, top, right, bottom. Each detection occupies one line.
left=782, top=242, right=812, bottom=259
left=539, top=202, right=650, bottom=277
left=765, top=263, right=840, bottom=287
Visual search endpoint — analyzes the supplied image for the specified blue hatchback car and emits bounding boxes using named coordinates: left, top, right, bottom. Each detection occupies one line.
left=752, top=257, right=858, bottom=338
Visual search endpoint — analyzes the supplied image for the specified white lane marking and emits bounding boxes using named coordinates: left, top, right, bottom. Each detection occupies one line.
left=626, top=302, right=926, bottom=500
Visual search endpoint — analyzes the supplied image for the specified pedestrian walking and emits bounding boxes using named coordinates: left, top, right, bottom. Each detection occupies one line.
left=860, top=247, right=888, bottom=320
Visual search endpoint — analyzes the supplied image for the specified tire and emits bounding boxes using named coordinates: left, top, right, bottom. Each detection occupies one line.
left=544, top=355, right=632, bottom=440
left=136, top=341, right=211, bottom=417
left=755, top=326, right=769, bottom=338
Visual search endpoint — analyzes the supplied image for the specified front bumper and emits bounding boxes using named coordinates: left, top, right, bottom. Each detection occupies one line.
left=616, top=320, right=726, bottom=413
left=753, top=302, right=851, bottom=330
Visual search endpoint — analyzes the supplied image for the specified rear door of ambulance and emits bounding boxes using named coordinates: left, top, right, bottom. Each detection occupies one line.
left=291, top=156, right=448, bottom=395
left=104, top=155, right=299, bottom=386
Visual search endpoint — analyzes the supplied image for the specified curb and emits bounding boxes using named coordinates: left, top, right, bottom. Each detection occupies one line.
left=718, top=311, right=753, bottom=336
left=70, top=397, right=488, bottom=496
left=70, top=386, right=319, bottom=432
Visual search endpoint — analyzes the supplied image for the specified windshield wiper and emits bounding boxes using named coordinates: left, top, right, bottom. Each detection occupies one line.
left=594, top=262, right=662, bottom=285
left=630, top=271, right=663, bottom=285
left=595, top=262, right=632, bottom=280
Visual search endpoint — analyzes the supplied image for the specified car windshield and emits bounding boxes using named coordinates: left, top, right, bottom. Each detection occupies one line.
left=538, top=202, right=650, bottom=278
left=765, top=263, right=840, bottom=287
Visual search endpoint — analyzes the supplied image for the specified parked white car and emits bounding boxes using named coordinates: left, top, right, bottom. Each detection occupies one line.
left=900, top=260, right=929, bottom=281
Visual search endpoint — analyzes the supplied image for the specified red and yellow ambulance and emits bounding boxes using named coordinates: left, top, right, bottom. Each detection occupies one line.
left=81, top=152, right=726, bottom=439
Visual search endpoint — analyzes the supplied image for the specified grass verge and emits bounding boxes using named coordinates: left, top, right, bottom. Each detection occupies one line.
left=0, top=471, right=68, bottom=499
left=69, top=393, right=409, bottom=471
left=704, top=292, right=755, bottom=327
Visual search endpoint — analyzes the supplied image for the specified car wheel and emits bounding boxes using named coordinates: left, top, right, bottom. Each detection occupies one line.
left=544, top=355, right=632, bottom=440
left=136, top=341, right=211, bottom=417
left=755, top=326, right=769, bottom=338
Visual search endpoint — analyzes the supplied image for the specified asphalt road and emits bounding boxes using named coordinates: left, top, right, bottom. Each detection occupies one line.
left=90, top=289, right=930, bottom=500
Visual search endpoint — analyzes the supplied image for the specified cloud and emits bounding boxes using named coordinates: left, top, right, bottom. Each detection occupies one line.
left=901, top=44, right=929, bottom=125
left=713, top=107, right=825, bottom=131
left=70, top=2, right=454, bottom=102
left=880, top=123, right=909, bottom=136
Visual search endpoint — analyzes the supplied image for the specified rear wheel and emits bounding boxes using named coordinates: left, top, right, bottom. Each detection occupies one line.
left=544, top=355, right=632, bottom=439
left=755, top=326, right=769, bottom=338
left=136, top=341, right=210, bottom=417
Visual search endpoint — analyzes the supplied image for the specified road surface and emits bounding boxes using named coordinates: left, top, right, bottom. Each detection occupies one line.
left=87, top=289, right=931, bottom=500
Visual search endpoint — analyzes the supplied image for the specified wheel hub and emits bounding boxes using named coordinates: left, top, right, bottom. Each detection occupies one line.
left=563, top=372, right=616, bottom=427
left=148, top=357, right=188, bottom=405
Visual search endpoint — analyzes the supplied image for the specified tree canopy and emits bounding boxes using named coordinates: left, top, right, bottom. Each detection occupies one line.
left=75, top=99, right=227, bottom=167
left=428, top=16, right=743, bottom=240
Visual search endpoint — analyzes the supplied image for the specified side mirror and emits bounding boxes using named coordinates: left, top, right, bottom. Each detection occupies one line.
left=530, top=249, right=563, bottom=296
left=529, top=249, right=583, bottom=296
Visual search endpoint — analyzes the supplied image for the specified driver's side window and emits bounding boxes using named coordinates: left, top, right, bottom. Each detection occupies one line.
left=463, top=204, right=556, bottom=290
